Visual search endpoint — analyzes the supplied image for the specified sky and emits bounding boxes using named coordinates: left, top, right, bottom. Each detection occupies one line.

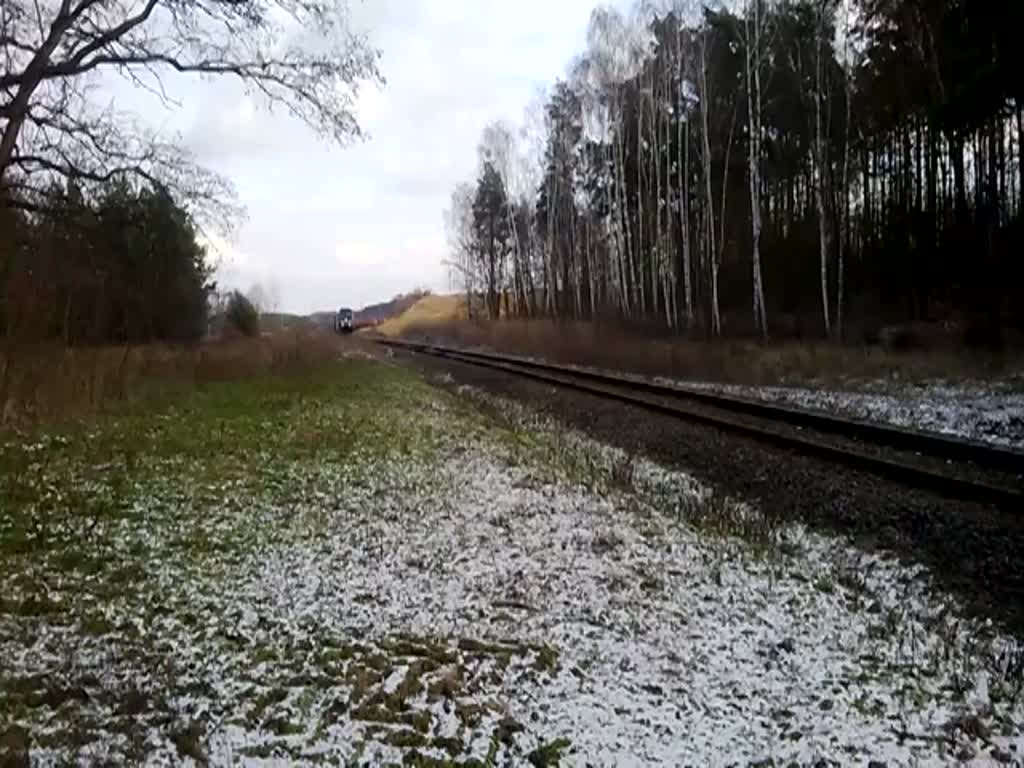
left=126, top=0, right=628, bottom=315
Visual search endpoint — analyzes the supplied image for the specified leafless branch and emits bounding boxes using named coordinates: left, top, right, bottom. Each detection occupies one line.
left=1, top=0, right=382, bottom=225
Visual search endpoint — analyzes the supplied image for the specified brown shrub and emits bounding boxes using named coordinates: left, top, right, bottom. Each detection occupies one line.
left=394, top=318, right=1017, bottom=388
left=0, top=329, right=344, bottom=427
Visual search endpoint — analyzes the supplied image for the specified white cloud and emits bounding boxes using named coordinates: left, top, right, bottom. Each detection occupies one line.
left=200, top=232, right=250, bottom=270
left=112, top=0, right=632, bottom=313
left=335, top=241, right=385, bottom=268
left=354, top=84, right=387, bottom=131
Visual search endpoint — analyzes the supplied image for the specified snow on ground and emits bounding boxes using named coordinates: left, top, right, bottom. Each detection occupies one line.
left=646, top=376, right=1024, bottom=450
left=450, top=384, right=1024, bottom=766
left=2, top=365, right=1023, bottom=767
left=473, top=347, right=1024, bottom=448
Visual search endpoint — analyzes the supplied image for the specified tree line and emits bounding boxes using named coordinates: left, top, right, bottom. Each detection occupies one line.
left=448, top=0, right=1023, bottom=344
left=1, top=181, right=215, bottom=343
left=2, top=0, right=380, bottom=346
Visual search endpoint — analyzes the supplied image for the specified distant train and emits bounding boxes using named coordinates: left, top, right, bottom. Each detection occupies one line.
left=334, top=307, right=354, bottom=334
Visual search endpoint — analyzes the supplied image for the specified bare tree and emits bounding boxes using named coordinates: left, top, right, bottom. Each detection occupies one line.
left=835, top=0, right=855, bottom=340
left=585, top=5, right=651, bottom=317
left=671, top=2, right=695, bottom=331
left=246, top=282, right=267, bottom=317
left=813, top=0, right=833, bottom=337
left=1, top=0, right=382, bottom=219
left=744, top=0, right=768, bottom=338
left=479, top=120, right=528, bottom=315
left=443, top=182, right=479, bottom=318
left=697, top=24, right=721, bottom=336
left=518, top=88, right=549, bottom=315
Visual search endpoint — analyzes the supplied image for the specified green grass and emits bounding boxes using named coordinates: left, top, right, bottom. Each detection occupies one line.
left=0, top=357, right=584, bottom=764
left=0, top=361, right=440, bottom=561
left=0, top=360, right=477, bottom=752
left=0, top=355, right=783, bottom=765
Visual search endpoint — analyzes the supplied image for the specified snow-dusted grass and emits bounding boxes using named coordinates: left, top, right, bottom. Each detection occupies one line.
left=2, top=361, right=1022, bottom=767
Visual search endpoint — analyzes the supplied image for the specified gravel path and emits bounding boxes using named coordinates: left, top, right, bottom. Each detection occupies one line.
left=402, top=351, right=1024, bottom=640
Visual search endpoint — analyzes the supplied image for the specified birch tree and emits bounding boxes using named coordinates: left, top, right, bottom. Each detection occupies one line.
left=673, top=6, right=695, bottom=330
left=443, top=183, right=479, bottom=317
left=479, top=120, right=528, bottom=315
left=443, top=0, right=1023, bottom=343
left=813, top=0, right=833, bottom=337
left=744, top=0, right=769, bottom=337
left=697, top=22, right=720, bottom=335
left=834, top=0, right=855, bottom=340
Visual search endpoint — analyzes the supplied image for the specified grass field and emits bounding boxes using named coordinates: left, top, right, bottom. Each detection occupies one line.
left=0, top=330, right=344, bottom=428
left=376, top=295, right=466, bottom=338
left=0, top=360, right=486, bottom=764
left=2, top=355, right=1022, bottom=765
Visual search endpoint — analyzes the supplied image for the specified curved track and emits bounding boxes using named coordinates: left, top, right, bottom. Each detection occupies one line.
left=378, top=337, right=1024, bottom=509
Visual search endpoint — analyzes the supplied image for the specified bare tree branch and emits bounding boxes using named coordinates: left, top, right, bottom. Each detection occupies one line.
left=1, top=0, right=382, bottom=225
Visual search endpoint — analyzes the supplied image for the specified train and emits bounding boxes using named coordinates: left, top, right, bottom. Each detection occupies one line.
left=334, top=307, right=354, bottom=334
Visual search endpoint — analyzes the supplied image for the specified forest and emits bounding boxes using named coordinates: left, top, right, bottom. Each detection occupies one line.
left=0, top=182, right=213, bottom=345
left=449, top=0, right=1024, bottom=345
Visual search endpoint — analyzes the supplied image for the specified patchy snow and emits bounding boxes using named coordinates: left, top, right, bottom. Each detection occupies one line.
left=461, top=346, right=1024, bottom=449
left=3, top=379, right=1023, bottom=767
left=653, top=378, right=1024, bottom=450
left=452, top=384, right=1024, bottom=765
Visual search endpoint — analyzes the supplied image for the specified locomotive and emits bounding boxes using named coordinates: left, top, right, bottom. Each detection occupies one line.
left=334, top=307, right=354, bottom=334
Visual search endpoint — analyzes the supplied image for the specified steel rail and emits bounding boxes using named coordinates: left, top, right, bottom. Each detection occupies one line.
left=378, top=338, right=1024, bottom=509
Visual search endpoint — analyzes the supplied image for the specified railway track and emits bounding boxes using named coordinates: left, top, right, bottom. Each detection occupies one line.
left=378, top=337, right=1024, bottom=509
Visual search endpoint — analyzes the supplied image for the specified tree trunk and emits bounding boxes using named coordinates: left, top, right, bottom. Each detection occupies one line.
left=680, top=116, right=693, bottom=331
left=609, top=139, right=628, bottom=314
left=1018, top=104, right=1024, bottom=221
left=717, top=106, right=735, bottom=338
left=950, top=133, right=968, bottom=224
left=699, top=34, right=720, bottom=336
left=616, top=128, right=635, bottom=317
left=814, top=3, right=832, bottom=338
left=653, top=81, right=664, bottom=325
left=0, top=10, right=82, bottom=180
left=837, top=107, right=851, bottom=343
left=838, top=4, right=853, bottom=341
left=637, top=103, right=647, bottom=317
left=746, top=1, right=768, bottom=338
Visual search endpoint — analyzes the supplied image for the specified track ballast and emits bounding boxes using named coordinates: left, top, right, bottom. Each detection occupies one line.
left=378, top=338, right=1024, bottom=509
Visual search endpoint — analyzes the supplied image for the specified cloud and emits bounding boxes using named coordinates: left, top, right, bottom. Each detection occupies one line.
left=111, top=0, right=631, bottom=313
left=354, top=85, right=388, bottom=132
left=335, top=241, right=385, bottom=268
left=200, top=232, right=251, bottom=270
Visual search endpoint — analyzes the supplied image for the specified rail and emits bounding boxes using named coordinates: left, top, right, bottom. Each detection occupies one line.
left=378, top=338, right=1024, bottom=509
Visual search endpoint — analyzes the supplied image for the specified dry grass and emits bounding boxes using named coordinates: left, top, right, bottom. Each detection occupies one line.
left=0, top=329, right=345, bottom=428
left=376, top=295, right=467, bottom=338
left=392, top=318, right=1023, bottom=389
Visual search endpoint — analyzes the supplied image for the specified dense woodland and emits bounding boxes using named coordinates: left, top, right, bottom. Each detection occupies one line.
left=1, top=183, right=214, bottom=344
left=449, top=0, right=1024, bottom=344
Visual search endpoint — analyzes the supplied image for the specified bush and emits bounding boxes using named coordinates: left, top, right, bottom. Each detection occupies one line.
left=1, top=181, right=213, bottom=345
left=0, top=330, right=344, bottom=427
left=226, top=291, right=260, bottom=337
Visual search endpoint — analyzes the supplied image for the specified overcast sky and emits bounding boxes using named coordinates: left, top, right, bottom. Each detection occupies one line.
left=136, top=0, right=627, bottom=314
